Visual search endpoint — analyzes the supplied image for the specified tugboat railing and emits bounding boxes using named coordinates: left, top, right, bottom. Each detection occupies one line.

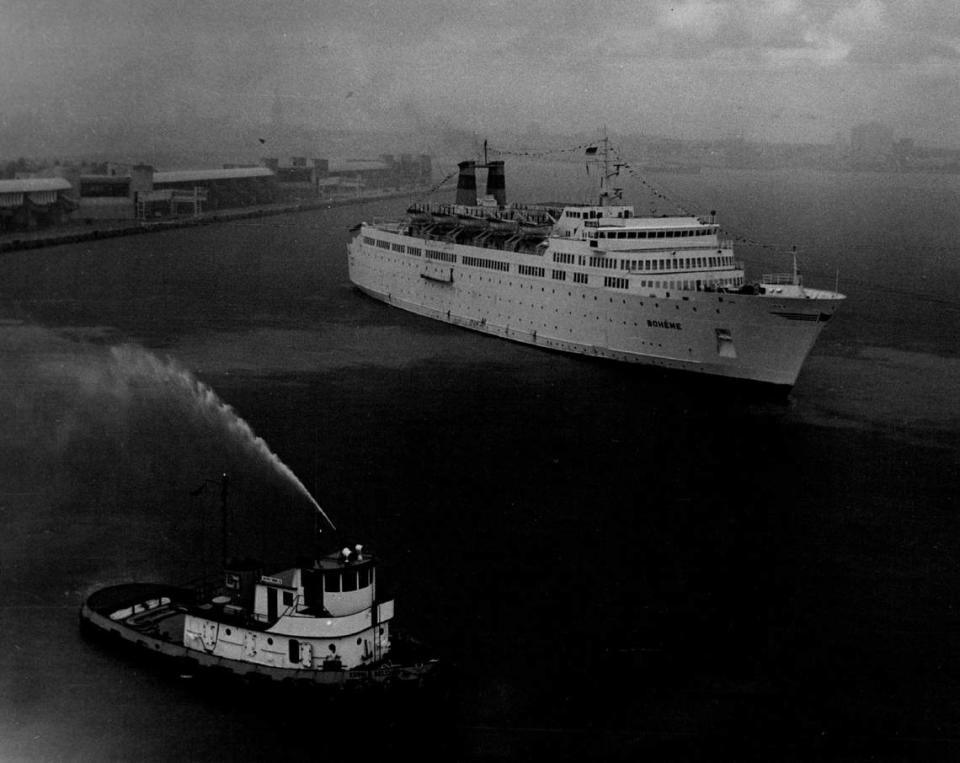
left=178, top=571, right=232, bottom=604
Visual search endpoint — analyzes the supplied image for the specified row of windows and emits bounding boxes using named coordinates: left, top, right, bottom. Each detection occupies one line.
left=565, top=208, right=628, bottom=219
left=364, top=236, right=729, bottom=279
left=366, top=237, right=422, bottom=257
left=619, top=255, right=733, bottom=272
left=518, top=265, right=545, bottom=277
left=604, top=276, right=629, bottom=289
left=462, top=255, right=510, bottom=271
left=323, top=567, right=372, bottom=593
left=639, top=277, right=742, bottom=291
left=365, top=236, right=733, bottom=287
left=596, top=228, right=714, bottom=240
left=589, top=256, right=619, bottom=269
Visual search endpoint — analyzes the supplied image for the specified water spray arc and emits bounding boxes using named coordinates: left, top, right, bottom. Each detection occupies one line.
left=111, top=345, right=336, bottom=532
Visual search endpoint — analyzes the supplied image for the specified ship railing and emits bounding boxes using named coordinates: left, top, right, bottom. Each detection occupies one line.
left=370, top=217, right=405, bottom=230
left=280, top=593, right=305, bottom=619
left=278, top=592, right=326, bottom=619
left=761, top=272, right=799, bottom=285
left=178, top=571, right=231, bottom=603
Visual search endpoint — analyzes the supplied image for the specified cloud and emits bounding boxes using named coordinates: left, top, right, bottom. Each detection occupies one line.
left=1, top=0, right=959, bottom=146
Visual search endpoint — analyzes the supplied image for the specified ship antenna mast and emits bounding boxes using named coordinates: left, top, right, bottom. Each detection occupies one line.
left=791, top=245, right=802, bottom=287
left=597, top=129, right=622, bottom=206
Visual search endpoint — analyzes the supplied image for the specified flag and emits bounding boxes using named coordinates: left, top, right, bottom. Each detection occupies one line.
left=585, top=146, right=598, bottom=155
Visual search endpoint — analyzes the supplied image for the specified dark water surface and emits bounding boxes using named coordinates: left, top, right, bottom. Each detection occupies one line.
left=1, top=167, right=959, bottom=761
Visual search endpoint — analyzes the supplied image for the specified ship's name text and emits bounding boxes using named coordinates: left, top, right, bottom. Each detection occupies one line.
left=647, top=319, right=683, bottom=331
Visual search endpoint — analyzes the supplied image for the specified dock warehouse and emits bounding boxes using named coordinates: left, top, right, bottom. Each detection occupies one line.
left=0, top=177, right=76, bottom=231
left=152, top=167, right=276, bottom=212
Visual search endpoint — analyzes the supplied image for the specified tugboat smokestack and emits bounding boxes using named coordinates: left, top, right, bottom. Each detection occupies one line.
left=456, top=160, right=477, bottom=206
left=486, top=160, right=505, bottom=206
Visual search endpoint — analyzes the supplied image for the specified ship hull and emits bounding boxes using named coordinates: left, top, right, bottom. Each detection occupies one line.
left=347, top=232, right=839, bottom=387
left=80, top=583, right=435, bottom=689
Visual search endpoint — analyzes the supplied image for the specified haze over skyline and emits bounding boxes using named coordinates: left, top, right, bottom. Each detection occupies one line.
left=1, top=0, right=958, bottom=157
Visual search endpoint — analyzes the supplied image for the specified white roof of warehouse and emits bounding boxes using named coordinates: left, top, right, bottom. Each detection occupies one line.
left=153, top=167, right=274, bottom=184
left=0, top=178, right=72, bottom=192
left=328, top=159, right=389, bottom=173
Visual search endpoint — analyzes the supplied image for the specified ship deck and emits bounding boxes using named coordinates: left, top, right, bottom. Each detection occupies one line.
left=85, top=583, right=191, bottom=643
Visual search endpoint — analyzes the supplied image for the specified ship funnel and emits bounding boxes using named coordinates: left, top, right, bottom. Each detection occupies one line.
left=456, top=160, right=477, bottom=206
left=485, top=160, right=506, bottom=206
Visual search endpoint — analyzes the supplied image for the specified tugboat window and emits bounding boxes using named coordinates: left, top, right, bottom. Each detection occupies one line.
left=282, top=591, right=293, bottom=607
left=324, top=570, right=340, bottom=592
left=358, top=568, right=369, bottom=588
left=342, top=569, right=358, bottom=592
left=289, top=639, right=300, bottom=663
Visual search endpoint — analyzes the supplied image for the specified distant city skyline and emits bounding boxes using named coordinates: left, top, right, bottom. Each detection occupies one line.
left=1, top=1, right=958, bottom=156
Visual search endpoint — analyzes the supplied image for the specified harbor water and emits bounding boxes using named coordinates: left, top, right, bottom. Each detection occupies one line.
left=0, top=164, right=958, bottom=761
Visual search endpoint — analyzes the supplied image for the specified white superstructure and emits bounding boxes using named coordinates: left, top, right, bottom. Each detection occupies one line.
left=181, top=547, right=392, bottom=672
left=347, top=142, right=844, bottom=387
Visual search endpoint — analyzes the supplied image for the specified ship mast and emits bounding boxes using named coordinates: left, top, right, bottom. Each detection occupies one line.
left=595, top=129, right=623, bottom=206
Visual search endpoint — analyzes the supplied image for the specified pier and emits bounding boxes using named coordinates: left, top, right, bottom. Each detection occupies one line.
left=0, top=186, right=431, bottom=254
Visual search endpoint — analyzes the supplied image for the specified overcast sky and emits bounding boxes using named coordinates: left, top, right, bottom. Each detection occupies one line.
left=1, top=0, right=958, bottom=148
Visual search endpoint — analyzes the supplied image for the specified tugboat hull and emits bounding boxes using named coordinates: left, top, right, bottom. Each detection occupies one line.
left=80, top=583, right=435, bottom=688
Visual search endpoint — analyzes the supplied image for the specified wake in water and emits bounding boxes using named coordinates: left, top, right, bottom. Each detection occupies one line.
left=108, top=345, right=336, bottom=531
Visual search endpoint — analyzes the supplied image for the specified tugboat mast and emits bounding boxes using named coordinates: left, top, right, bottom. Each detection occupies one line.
left=219, top=472, right=230, bottom=568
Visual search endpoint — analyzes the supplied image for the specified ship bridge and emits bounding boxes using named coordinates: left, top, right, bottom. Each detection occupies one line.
left=552, top=204, right=634, bottom=238
left=245, top=545, right=379, bottom=626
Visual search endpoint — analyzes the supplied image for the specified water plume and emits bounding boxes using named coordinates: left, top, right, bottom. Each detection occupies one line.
left=109, top=344, right=336, bottom=531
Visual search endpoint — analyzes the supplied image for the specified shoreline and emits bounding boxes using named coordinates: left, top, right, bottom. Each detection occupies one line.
left=0, top=187, right=430, bottom=254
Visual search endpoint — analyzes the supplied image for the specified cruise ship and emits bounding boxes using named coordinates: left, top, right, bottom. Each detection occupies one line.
left=347, top=140, right=844, bottom=388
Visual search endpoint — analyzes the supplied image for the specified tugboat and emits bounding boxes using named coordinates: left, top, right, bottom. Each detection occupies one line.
left=80, top=476, right=436, bottom=688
